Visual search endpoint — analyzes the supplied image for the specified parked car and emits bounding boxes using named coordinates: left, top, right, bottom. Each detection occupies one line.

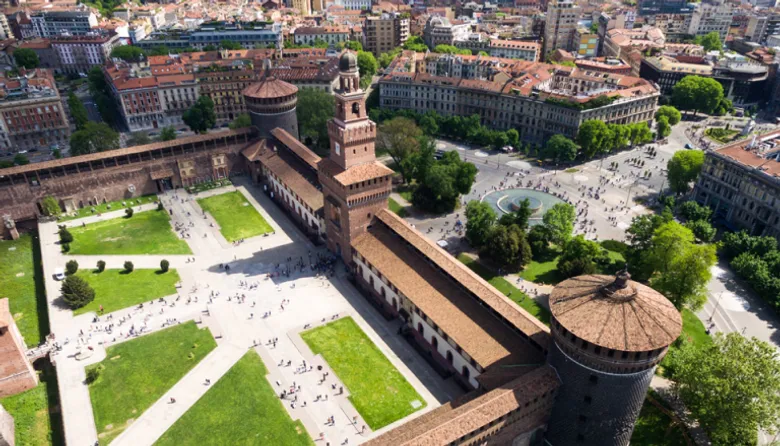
left=53, top=268, right=65, bottom=281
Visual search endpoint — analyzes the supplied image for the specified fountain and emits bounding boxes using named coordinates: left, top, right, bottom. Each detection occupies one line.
left=482, top=188, right=564, bottom=225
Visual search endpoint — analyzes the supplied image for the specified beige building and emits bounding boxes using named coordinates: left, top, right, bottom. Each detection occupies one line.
left=364, top=12, right=410, bottom=56
left=292, top=0, right=311, bottom=15
left=543, top=0, right=580, bottom=57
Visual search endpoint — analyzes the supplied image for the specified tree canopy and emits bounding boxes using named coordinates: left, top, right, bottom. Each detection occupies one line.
left=544, top=134, right=578, bottom=162
left=159, top=126, right=177, bottom=141
left=667, top=150, right=705, bottom=194
left=697, top=31, right=722, bottom=52
left=666, top=333, right=780, bottom=445
left=542, top=203, right=576, bottom=245
left=229, top=114, right=252, bottom=130
left=672, top=75, right=724, bottom=115
left=13, top=48, right=39, bottom=69
left=376, top=117, right=422, bottom=183
left=70, top=122, right=120, bottom=155
left=479, top=224, right=532, bottom=271
left=465, top=200, right=496, bottom=248
left=656, top=105, right=682, bottom=126
left=297, top=88, right=335, bottom=155
left=61, top=275, right=96, bottom=309
left=126, top=132, right=151, bottom=147
left=403, top=36, right=428, bottom=52
left=499, top=198, right=532, bottom=230
left=110, top=45, right=145, bottom=62
left=411, top=141, right=477, bottom=214
left=220, top=40, right=243, bottom=50
left=341, top=40, right=363, bottom=51
left=557, top=235, right=607, bottom=278
left=68, top=93, right=89, bottom=131
left=183, top=96, right=216, bottom=133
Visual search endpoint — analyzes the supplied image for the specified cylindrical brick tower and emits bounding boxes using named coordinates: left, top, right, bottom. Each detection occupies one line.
left=242, top=61, right=299, bottom=140
left=545, top=271, right=682, bottom=446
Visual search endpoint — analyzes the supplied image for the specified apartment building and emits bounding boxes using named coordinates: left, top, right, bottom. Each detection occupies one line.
left=637, top=0, right=693, bottom=16
left=364, top=13, right=410, bottom=56
left=30, top=6, right=97, bottom=38
left=687, top=0, right=734, bottom=40
left=454, top=35, right=540, bottom=61
left=745, top=15, right=780, bottom=44
left=0, top=69, right=69, bottom=153
left=293, top=26, right=351, bottom=46
left=379, top=51, right=658, bottom=144
left=137, top=22, right=283, bottom=51
left=334, top=0, right=371, bottom=10
left=573, top=27, right=599, bottom=57
left=292, top=0, right=311, bottom=15
left=543, top=0, right=580, bottom=56
left=51, top=32, right=121, bottom=75
left=423, top=16, right=471, bottom=48
left=693, top=131, right=780, bottom=240
left=640, top=55, right=768, bottom=105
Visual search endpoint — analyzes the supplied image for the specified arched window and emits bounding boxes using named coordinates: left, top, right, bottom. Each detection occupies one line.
left=352, top=102, right=360, bottom=115
left=417, top=323, right=424, bottom=336
left=380, top=287, right=386, bottom=298
left=446, top=351, right=453, bottom=365
left=462, top=366, right=470, bottom=379
left=392, top=297, right=398, bottom=310
left=432, top=336, right=438, bottom=351
left=369, top=276, right=374, bottom=288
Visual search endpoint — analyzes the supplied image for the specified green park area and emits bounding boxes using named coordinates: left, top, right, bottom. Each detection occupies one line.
left=301, top=317, right=425, bottom=429
left=0, top=234, right=49, bottom=346
left=58, top=194, right=158, bottom=222
left=631, top=391, right=688, bottom=446
left=73, top=268, right=180, bottom=315
left=457, top=253, right=551, bottom=325
left=704, top=127, right=740, bottom=144
left=156, top=351, right=313, bottom=446
left=0, top=362, right=64, bottom=446
left=67, top=210, right=191, bottom=255
left=197, top=191, right=273, bottom=242
left=87, top=322, right=217, bottom=444
left=388, top=198, right=408, bottom=217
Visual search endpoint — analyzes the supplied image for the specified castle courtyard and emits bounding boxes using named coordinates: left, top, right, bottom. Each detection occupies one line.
left=37, top=179, right=462, bottom=446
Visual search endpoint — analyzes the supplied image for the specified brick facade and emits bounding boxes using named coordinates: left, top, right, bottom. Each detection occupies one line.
left=0, top=298, right=37, bottom=398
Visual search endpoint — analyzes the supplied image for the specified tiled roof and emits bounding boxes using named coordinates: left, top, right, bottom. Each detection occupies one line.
left=715, top=130, right=780, bottom=177
left=270, top=128, right=321, bottom=170
left=318, top=158, right=394, bottom=186
left=255, top=143, right=324, bottom=212
left=0, top=128, right=255, bottom=177
left=353, top=210, right=548, bottom=368
left=243, top=76, right=299, bottom=99
left=364, top=365, right=559, bottom=446
left=550, top=275, right=682, bottom=352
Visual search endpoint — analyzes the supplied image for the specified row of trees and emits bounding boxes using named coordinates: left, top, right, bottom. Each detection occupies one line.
left=722, top=231, right=780, bottom=313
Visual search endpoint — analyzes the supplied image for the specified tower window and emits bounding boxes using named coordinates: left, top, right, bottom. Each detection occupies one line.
left=352, top=103, right=359, bottom=114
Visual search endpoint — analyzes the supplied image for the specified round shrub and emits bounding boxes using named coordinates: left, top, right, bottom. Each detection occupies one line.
left=124, top=261, right=134, bottom=273
left=96, top=260, right=106, bottom=272
left=61, top=275, right=95, bottom=309
left=65, top=260, right=79, bottom=275
left=160, top=259, right=169, bottom=273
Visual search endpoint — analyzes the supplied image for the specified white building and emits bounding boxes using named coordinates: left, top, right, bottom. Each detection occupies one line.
left=31, top=6, right=98, bottom=38
left=688, top=0, right=734, bottom=40
left=293, top=26, right=351, bottom=46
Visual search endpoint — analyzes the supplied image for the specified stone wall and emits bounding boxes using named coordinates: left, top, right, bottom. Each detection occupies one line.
left=0, top=299, right=37, bottom=398
left=0, top=403, right=14, bottom=446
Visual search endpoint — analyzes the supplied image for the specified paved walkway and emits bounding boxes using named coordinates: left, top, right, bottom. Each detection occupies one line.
left=40, top=182, right=452, bottom=446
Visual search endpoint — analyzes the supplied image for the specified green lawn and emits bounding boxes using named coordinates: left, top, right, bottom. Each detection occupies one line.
left=660, top=308, right=712, bottom=377
left=0, top=233, right=49, bottom=346
left=87, top=322, right=217, bottom=443
left=631, top=390, right=688, bottom=446
left=57, top=194, right=158, bottom=222
left=74, top=269, right=180, bottom=315
left=197, top=191, right=273, bottom=242
left=388, top=198, right=408, bottom=218
left=301, top=317, right=425, bottom=429
left=457, top=254, right=551, bottom=326
left=68, top=210, right=191, bottom=255
left=518, top=242, right=626, bottom=286
left=396, top=184, right=415, bottom=202
left=155, top=351, right=313, bottom=446
left=704, top=127, right=740, bottom=144
left=0, top=361, right=64, bottom=446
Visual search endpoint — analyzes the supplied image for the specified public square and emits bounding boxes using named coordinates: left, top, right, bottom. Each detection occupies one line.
left=36, top=180, right=460, bottom=446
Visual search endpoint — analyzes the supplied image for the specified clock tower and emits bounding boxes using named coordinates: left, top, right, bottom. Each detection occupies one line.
left=318, top=52, right=393, bottom=259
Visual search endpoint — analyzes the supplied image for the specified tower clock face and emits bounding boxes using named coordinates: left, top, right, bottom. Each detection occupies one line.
left=335, top=142, right=340, bottom=155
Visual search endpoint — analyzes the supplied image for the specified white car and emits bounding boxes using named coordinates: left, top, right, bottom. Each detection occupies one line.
left=53, top=268, right=65, bottom=281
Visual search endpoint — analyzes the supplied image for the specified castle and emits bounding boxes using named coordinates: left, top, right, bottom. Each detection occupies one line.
left=0, top=52, right=682, bottom=446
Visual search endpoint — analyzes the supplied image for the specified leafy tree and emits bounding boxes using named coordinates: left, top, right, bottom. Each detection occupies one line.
left=576, top=120, right=610, bottom=158
left=649, top=221, right=695, bottom=273
left=59, top=227, right=73, bottom=244
left=125, top=208, right=134, bottom=218
left=13, top=153, right=29, bottom=165
left=378, top=49, right=401, bottom=68
left=479, top=224, right=532, bottom=271
left=678, top=201, right=712, bottom=222
left=527, top=224, right=553, bottom=258
left=13, top=48, right=39, bottom=69
left=297, top=88, right=335, bottom=155
left=40, top=196, right=61, bottom=216
left=403, top=36, right=428, bottom=52
left=160, top=259, right=170, bottom=273
left=506, top=129, right=519, bottom=148
left=499, top=198, right=532, bottom=230
left=377, top=117, right=422, bottom=183
left=229, top=114, right=252, bottom=130
left=542, top=203, right=576, bottom=245
left=557, top=235, right=606, bottom=278
left=656, top=115, right=671, bottom=138
left=651, top=241, right=716, bottom=310
left=0, top=160, right=12, bottom=168
left=65, top=260, right=79, bottom=275
left=686, top=219, right=716, bottom=242
left=655, top=105, right=682, bottom=126
left=357, top=51, right=378, bottom=78
left=70, top=122, right=120, bottom=155
left=61, top=275, right=95, bottom=309
left=544, top=134, right=578, bottom=162
left=96, top=260, right=106, bottom=273
left=342, top=40, right=363, bottom=51
left=127, top=132, right=151, bottom=147
left=666, top=333, right=780, bottom=445
left=87, top=66, right=120, bottom=127
left=183, top=96, right=216, bottom=133
left=722, top=231, right=778, bottom=259
left=159, top=126, right=177, bottom=141
left=203, top=44, right=218, bottom=52
left=220, top=40, right=243, bottom=50
left=672, top=75, right=724, bottom=116
left=477, top=50, right=489, bottom=56
left=465, top=200, right=496, bottom=248
left=110, top=45, right=145, bottom=62
left=697, top=31, right=722, bottom=52
left=68, top=93, right=89, bottom=130
left=124, top=261, right=134, bottom=273
left=667, top=150, right=704, bottom=194
left=412, top=148, right=477, bottom=214
left=419, top=113, right=439, bottom=135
